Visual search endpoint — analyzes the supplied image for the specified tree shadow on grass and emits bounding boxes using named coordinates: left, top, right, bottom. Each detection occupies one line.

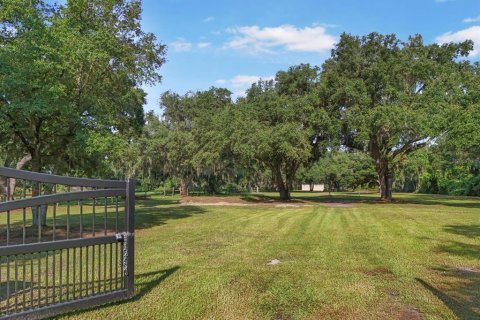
left=424, top=221, right=480, bottom=316
left=416, top=266, right=480, bottom=319
left=396, top=196, right=480, bottom=209
left=0, top=202, right=206, bottom=245
left=436, top=241, right=480, bottom=259
left=135, top=197, right=180, bottom=208
left=240, top=194, right=304, bottom=203
left=438, top=224, right=480, bottom=259
left=135, top=204, right=206, bottom=230
left=293, top=194, right=377, bottom=204
left=443, top=224, right=480, bottom=238
left=290, top=193, right=480, bottom=209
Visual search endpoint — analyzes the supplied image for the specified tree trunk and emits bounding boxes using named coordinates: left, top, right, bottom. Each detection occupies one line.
left=0, top=177, right=6, bottom=201
left=30, top=153, right=49, bottom=226
left=371, top=139, right=394, bottom=201
left=31, top=180, right=49, bottom=226
left=285, top=167, right=296, bottom=199
left=31, top=204, right=48, bottom=226
left=272, top=165, right=291, bottom=200
left=377, top=164, right=393, bottom=201
left=179, top=176, right=191, bottom=197
left=378, top=172, right=393, bottom=201
left=279, top=187, right=290, bottom=200
left=7, top=154, right=32, bottom=200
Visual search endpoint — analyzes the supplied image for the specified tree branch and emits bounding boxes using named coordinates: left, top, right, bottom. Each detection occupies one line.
left=392, top=138, right=430, bottom=159
left=4, top=113, right=35, bottom=155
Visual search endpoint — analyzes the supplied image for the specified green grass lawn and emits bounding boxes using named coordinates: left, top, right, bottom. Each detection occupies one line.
left=59, top=192, right=479, bottom=320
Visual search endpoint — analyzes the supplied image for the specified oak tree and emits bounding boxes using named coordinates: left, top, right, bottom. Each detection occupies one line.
left=320, top=33, right=473, bottom=200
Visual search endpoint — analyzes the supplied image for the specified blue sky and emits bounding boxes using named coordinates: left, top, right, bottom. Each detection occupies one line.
left=140, top=0, right=480, bottom=113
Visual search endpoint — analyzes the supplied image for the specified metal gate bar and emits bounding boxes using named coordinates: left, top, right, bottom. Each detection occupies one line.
left=0, top=168, right=135, bottom=319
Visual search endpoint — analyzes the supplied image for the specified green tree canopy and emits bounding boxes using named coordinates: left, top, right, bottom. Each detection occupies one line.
left=299, top=151, right=376, bottom=193
left=320, top=32, right=473, bottom=200
left=0, top=0, right=165, bottom=225
left=160, top=87, right=233, bottom=195
left=0, top=0, right=165, bottom=173
left=233, top=64, right=337, bottom=200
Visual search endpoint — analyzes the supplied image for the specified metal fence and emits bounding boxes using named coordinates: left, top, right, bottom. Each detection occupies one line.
left=0, top=167, right=135, bottom=319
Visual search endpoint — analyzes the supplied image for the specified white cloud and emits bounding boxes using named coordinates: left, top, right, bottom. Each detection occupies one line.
left=203, top=16, right=214, bottom=23
left=463, top=16, right=480, bottom=23
left=170, top=38, right=192, bottom=52
left=224, top=24, right=337, bottom=54
left=436, top=26, right=480, bottom=57
left=215, top=79, right=226, bottom=84
left=197, top=42, right=211, bottom=48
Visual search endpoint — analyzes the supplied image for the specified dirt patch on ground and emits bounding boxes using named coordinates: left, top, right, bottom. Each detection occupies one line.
left=180, top=196, right=309, bottom=207
left=182, top=201, right=250, bottom=206
left=180, top=196, right=354, bottom=208
left=397, top=305, right=423, bottom=320
left=274, top=203, right=313, bottom=208
left=181, top=196, right=252, bottom=205
left=456, top=267, right=480, bottom=274
left=319, top=202, right=355, bottom=208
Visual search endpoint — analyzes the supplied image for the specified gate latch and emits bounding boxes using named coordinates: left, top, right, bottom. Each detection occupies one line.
left=115, top=233, right=124, bottom=243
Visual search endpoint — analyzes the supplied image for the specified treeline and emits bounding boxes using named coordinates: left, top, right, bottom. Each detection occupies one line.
left=394, top=144, right=480, bottom=196
left=1, top=1, right=479, bottom=201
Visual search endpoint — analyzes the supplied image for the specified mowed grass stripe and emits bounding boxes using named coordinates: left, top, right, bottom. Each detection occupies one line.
left=56, top=193, right=479, bottom=320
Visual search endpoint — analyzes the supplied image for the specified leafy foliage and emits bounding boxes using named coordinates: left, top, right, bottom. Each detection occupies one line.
left=320, top=32, right=474, bottom=200
left=232, top=64, right=336, bottom=200
left=2, top=16, right=479, bottom=203
left=0, top=0, right=165, bottom=173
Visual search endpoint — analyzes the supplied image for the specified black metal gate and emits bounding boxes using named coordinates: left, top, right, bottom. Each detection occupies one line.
left=0, top=167, right=135, bottom=319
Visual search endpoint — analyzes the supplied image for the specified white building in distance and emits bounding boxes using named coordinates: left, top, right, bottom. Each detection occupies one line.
left=301, top=184, right=324, bottom=192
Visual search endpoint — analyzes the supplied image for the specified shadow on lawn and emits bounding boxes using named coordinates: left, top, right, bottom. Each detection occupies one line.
left=0, top=200, right=206, bottom=245
left=135, top=197, right=180, bottom=208
left=437, top=241, right=480, bottom=259
left=426, top=224, right=480, bottom=318
left=135, top=203, right=206, bottom=230
left=438, top=224, right=480, bottom=259
left=400, top=196, right=480, bottom=209
left=141, top=191, right=480, bottom=208
left=416, top=266, right=480, bottom=319
left=443, top=224, right=480, bottom=238
left=276, top=193, right=480, bottom=209
left=57, top=266, right=180, bottom=318
left=240, top=194, right=304, bottom=203
left=133, top=266, right=180, bottom=301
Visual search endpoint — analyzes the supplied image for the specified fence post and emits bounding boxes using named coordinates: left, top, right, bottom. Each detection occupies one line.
left=125, top=179, right=136, bottom=298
